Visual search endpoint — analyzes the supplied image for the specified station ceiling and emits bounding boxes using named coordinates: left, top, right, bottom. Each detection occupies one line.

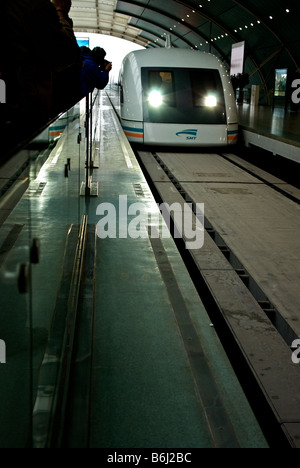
left=71, top=0, right=300, bottom=87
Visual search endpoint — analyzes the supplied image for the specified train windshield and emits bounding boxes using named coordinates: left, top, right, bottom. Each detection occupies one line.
left=142, top=67, right=226, bottom=124
left=148, top=71, right=176, bottom=108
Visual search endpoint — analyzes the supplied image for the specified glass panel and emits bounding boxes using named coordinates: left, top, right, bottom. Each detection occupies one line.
left=0, top=97, right=85, bottom=447
left=275, top=69, right=288, bottom=97
left=29, top=102, right=84, bottom=447
left=0, top=145, right=33, bottom=448
left=190, top=69, right=225, bottom=108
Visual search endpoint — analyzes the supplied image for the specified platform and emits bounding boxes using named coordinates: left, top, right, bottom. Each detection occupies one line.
left=238, top=105, right=300, bottom=163
left=0, top=94, right=268, bottom=448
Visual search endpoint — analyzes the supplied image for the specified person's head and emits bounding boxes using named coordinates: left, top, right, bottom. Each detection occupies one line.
left=80, top=46, right=92, bottom=57
left=92, top=47, right=107, bottom=67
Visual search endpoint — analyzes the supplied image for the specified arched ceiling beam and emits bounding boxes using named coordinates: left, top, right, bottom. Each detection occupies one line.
left=116, top=0, right=231, bottom=64
left=129, top=15, right=194, bottom=48
left=176, top=0, right=238, bottom=41
left=231, top=0, right=299, bottom=68
left=115, top=8, right=196, bottom=49
left=130, top=25, right=175, bottom=48
left=116, top=0, right=269, bottom=94
left=116, top=1, right=268, bottom=87
left=171, top=0, right=265, bottom=79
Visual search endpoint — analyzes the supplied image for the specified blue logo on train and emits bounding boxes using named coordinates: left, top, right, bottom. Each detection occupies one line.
left=176, top=129, right=198, bottom=140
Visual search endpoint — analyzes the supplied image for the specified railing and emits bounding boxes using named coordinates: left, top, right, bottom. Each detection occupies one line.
left=83, top=91, right=101, bottom=196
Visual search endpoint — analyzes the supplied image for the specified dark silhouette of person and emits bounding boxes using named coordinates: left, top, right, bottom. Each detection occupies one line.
left=0, top=0, right=81, bottom=156
left=80, top=46, right=112, bottom=97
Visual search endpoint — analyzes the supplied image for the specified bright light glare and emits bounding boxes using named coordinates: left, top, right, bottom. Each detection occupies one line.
left=205, top=95, right=217, bottom=107
left=149, top=90, right=163, bottom=107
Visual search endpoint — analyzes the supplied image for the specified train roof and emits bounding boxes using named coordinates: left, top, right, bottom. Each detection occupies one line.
left=123, top=48, right=227, bottom=71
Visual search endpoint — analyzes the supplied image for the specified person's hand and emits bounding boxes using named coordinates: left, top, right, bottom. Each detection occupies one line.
left=52, top=0, right=72, bottom=14
left=105, top=62, right=112, bottom=72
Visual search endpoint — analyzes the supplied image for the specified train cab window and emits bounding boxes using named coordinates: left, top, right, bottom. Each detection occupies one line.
left=142, top=67, right=226, bottom=124
left=148, top=71, right=176, bottom=107
left=190, top=70, right=225, bottom=109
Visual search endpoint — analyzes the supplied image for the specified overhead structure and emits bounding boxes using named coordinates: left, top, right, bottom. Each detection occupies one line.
left=71, top=0, right=300, bottom=99
left=71, top=0, right=149, bottom=47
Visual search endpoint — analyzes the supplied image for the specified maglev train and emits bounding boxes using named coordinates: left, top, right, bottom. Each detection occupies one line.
left=117, top=48, right=238, bottom=147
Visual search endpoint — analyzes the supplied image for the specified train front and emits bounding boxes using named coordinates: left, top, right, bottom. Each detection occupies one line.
left=120, top=49, right=238, bottom=147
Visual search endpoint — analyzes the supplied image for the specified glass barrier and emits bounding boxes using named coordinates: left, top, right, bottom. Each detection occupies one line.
left=0, top=93, right=98, bottom=447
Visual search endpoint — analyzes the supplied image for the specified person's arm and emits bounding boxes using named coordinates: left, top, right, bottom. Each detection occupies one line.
left=51, top=0, right=78, bottom=49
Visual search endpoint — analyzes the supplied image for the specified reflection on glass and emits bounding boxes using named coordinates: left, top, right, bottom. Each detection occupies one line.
left=274, top=69, right=288, bottom=97
left=0, top=98, right=84, bottom=447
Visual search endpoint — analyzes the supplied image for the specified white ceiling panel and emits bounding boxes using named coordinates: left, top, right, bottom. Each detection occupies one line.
left=70, top=0, right=149, bottom=46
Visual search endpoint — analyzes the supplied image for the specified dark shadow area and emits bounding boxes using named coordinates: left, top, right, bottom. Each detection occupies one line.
left=235, top=144, right=300, bottom=189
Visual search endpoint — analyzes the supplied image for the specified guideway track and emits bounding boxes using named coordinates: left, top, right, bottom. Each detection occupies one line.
left=137, top=150, right=300, bottom=448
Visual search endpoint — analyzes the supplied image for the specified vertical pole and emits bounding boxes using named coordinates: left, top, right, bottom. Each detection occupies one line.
left=85, top=95, right=90, bottom=196
left=90, top=92, right=93, bottom=169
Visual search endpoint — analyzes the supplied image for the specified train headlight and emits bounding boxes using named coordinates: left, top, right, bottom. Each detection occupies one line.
left=148, top=90, right=163, bottom=107
left=205, top=95, right=217, bottom=107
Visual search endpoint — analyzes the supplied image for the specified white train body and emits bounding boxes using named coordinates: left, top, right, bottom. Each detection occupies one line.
left=118, top=48, right=238, bottom=147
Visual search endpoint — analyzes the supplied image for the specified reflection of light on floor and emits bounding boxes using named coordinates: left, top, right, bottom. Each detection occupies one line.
left=238, top=104, right=300, bottom=142
left=249, top=105, right=258, bottom=127
left=37, top=140, right=64, bottom=181
left=271, top=108, right=285, bottom=136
